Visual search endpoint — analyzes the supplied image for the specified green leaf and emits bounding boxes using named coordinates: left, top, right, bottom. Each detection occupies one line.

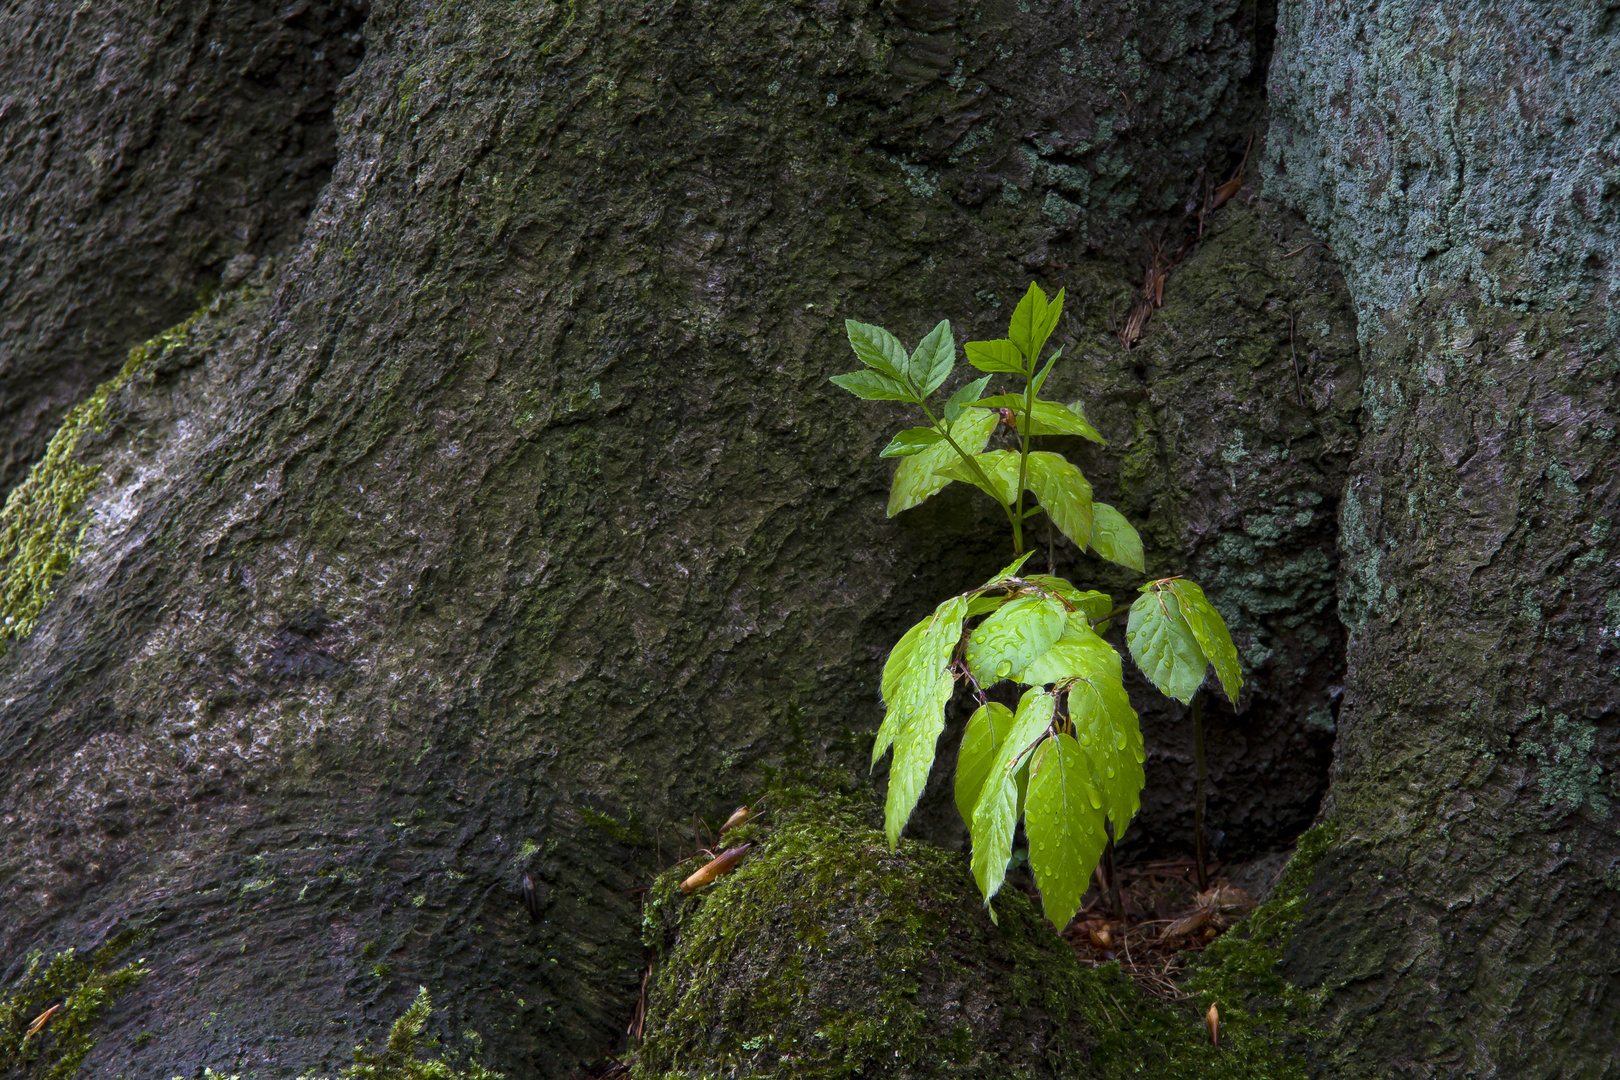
left=1024, top=732, right=1107, bottom=928
left=1166, top=579, right=1243, bottom=704
left=1025, top=452, right=1094, bottom=549
left=942, top=375, right=993, bottom=424
left=1007, top=282, right=1064, bottom=365
left=830, top=370, right=914, bottom=401
left=873, top=618, right=928, bottom=767
left=1031, top=347, right=1062, bottom=396
left=1088, top=502, right=1145, bottom=572
left=979, top=551, right=1035, bottom=588
left=909, top=319, right=955, bottom=397
left=1125, top=584, right=1207, bottom=704
left=845, top=319, right=910, bottom=382
left=879, top=427, right=945, bottom=458
left=936, top=449, right=1022, bottom=506
left=1068, top=674, right=1145, bottom=838
left=1017, top=614, right=1123, bottom=686
left=970, top=688, right=1055, bottom=913
left=964, top=338, right=1026, bottom=374
left=1023, top=576, right=1113, bottom=622
left=964, top=594, right=1068, bottom=686
left=883, top=596, right=969, bottom=848
left=968, top=397, right=1104, bottom=443
left=966, top=594, right=1010, bottom=617
left=954, top=702, right=1016, bottom=826
left=888, top=407, right=998, bottom=516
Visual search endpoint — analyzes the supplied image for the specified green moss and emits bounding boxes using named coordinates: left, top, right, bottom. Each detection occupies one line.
left=635, top=781, right=1337, bottom=1080
left=0, top=309, right=207, bottom=654
left=166, top=988, right=503, bottom=1080
left=0, top=931, right=149, bottom=1080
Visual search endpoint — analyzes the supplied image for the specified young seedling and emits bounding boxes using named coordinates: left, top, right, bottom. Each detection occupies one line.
left=832, top=283, right=1243, bottom=928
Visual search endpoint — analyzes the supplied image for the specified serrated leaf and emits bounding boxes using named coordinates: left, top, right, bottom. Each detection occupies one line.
left=964, top=338, right=1026, bottom=374
left=936, top=449, right=1022, bottom=506
left=909, top=319, right=956, bottom=397
left=970, top=689, right=1056, bottom=914
left=1031, top=348, right=1062, bottom=396
left=980, top=551, right=1035, bottom=588
left=1126, top=584, right=1207, bottom=704
left=964, top=594, right=1068, bottom=686
left=1167, top=579, right=1243, bottom=704
left=1025, top=733, right=1107, bottom=928
left=1088, top=502, right=1145, bottom=572
left=954, top=702, right=1016, bottom=826
left=884, top=596, right=969, bottom=847
left=942, top=374, right=993, bottom=424
left=1068, top=675, right=1145, bottom=838
left=879, top=427, right=945, bottom=458
left=1017, top=614, right=1123, bottom=686
left=846, top=319, right=910, bottom=382
left=1024, top=400, right=1106, bottom=443
left=1023, top=576, right=1113, bottom=622
left=1025, top=452, right=1094, bottom=549
left=1068, top=399, right=1107, bottom=443
left=830, top=369, right=914, bottom=401
left=1007, top=283, right=1064, bottom=365
left=888, top=407, right=999, bottom=516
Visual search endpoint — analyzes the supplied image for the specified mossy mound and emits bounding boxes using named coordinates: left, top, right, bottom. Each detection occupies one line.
left=634, top=786, right=1095, bottom=1080
left=635, top=781, right=1318, bottom=1080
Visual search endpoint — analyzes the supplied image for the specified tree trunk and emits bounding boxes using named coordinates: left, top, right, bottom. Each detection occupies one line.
left=2, top=0, right=1606, bottom=1078
left=1263, top=2, right=1620, bottom=1076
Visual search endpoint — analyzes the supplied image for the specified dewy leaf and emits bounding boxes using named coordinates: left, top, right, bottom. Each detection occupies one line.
left=970, top=689, right=1055, bottom=914
left=1025, top=452, right=1094, bottom=549
left=1024, top=732, right=1107, bottom=928
left=1088, top=502, right=1145, bottom=572
left=884, top=596, right=969, bottom=848
left=909, top=319, right=956, bottom=397
left=942, top=375, right=993, bottom=425
left=1023, top=576, right=1112, bottom=622
left=845, top=319, right=910, bottom=382
left=1017, top=613, right=1122, bottom=687
left=1008, top=282, right=1064, bottom=363
left=1126, top=584, right=1208, bottom=704
left=954, top=702, right=1016, bottom=826
left=1167, top=579, right=1243, bottom=704
left=879, top=427, right=945, bottom=458
left=966, top=593, right=1010, bottom=617
left=964, top=338, right=1026, bottom=374
left=830, top=369, right=914, bottom=401
left=888, top=407, right=998, bottom=516
left=936, top=449, right=1021, bottom=506
left=873, top=617, right=929, bottom=767
left=1068, top=674, right=1145, bottom=839
left=964, top=594, right=1068, bottom=685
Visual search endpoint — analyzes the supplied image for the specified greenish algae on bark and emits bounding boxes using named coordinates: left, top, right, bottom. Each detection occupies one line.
left=636, top=781, right=1335, bottom=1080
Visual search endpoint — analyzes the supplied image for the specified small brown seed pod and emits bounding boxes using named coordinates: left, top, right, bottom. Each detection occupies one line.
left=680, top=844, right=751, bottom=894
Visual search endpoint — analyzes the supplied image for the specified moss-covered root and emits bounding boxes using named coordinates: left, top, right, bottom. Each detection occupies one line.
left=634, top=783, right=1323, bottom=1080
left=0, top=310, right=206, bottom=654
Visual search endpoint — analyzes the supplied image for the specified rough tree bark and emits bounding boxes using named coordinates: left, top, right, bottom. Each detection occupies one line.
left=1266, top=2, right=1620, bottom=1076
left=0, top=0, right=1607, bottom=1078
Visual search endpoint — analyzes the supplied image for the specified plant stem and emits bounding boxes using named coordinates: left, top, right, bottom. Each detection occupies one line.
left=1190, top=689, right=1208, bottom=892
left=1012, top=358, right=1037, bottom=554
left=918, top=401, right=1022, bottom=543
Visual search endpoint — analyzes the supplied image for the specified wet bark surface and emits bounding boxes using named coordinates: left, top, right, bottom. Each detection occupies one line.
left=0, top=0, right=367, bottom=498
